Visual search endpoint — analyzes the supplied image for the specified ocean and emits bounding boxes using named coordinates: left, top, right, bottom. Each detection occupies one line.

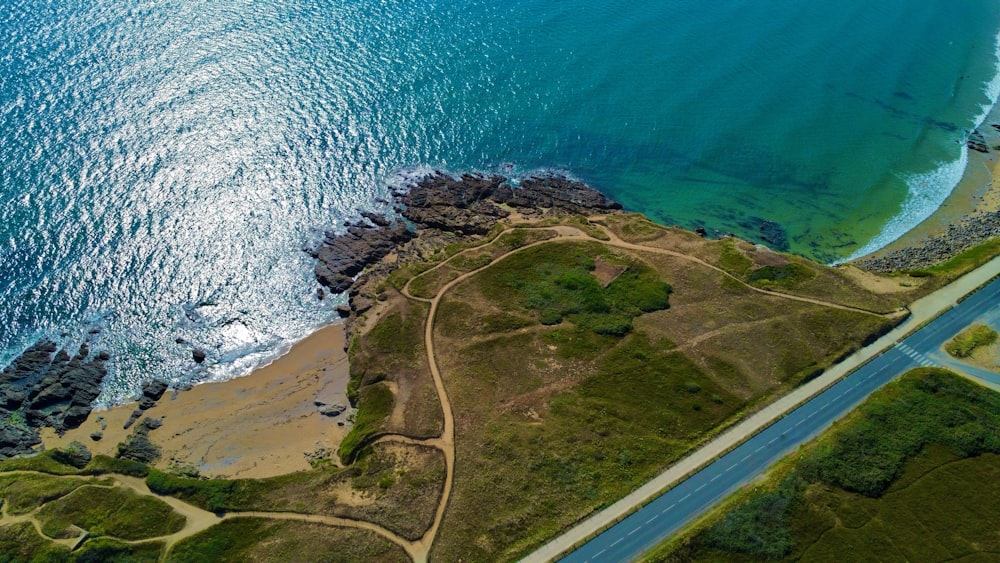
left=2, top=0, right=999, bottom=403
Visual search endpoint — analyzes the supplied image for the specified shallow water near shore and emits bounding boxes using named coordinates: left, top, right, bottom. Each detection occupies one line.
left=1, top=1, right=999, bottom=402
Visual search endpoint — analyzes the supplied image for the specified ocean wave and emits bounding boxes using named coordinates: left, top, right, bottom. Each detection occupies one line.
left=842, top=28, right=1000, bottom=264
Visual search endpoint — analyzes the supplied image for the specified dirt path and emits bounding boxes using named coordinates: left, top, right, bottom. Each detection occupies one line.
left=393, top=220, right=896, bottom=560
left=5, top=220, right=906, bottom=563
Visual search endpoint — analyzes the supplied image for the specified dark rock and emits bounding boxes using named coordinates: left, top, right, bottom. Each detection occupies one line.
left=61, top=405, right=92, bottom=429
left=695, top=226, right=708, bottom=237
left=141, top=380, right=168, bottom=402
left=142, top=417, right=163, bottom=430
left=0, top=339, right=109, bottom=458
left=0, top=422, right=41, bottom=458
left=192, top=349, right=207, bottom=363
left=312, top=221, right=415, bottom=293
left=316, top=287, right=326, bottom=300
left=857, top=210, right=1000, bottom=273
left=51, top=441, right=92, bottom=468
left=116, top=429, right=160, bottom=464
left=335, top=304, right=352, bottom=318
left=319, top=403, right=347, bottom=417
left=361, top=212, right=392, bottom=227
left=351, top=296, right=374, bottom=316
left=90, top=431, right=103, bottom=441
left=96, top=351, right=110, bottom=361
left=175, top=337, right=186, bottom=344
left=123, top=408, right=143, bottom=430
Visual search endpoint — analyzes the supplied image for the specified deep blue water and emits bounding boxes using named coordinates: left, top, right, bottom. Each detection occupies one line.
left=2, top=1, right=999, bottom=403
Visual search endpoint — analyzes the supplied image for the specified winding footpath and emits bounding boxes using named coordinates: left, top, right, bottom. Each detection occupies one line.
left=3, top=220, right=922, bottom=562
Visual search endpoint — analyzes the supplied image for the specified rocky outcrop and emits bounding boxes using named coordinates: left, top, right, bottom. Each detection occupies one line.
left=856, top=210, right=1000, bottom=273
left=310, top=219, right=416, bottom=294
left=0, top=339, right=110, bottom=459
left=310, top=170, right=622, bottom=313
left=968, top=130, right=990, bottom=154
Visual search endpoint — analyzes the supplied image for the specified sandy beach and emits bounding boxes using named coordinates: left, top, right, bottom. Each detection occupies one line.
left=861, top=120, right=1000, bottom=261
left=41, top=323, right=352, bottom=480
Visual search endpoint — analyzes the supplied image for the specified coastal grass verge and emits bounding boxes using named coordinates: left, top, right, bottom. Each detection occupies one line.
left=147, top=442, right=443, bottom=541
left=166, top=518, right=408, bottom=563
left=0, top=521, right=162, bottom=562
left=37, top=485, right=185, bottom=540
left=648, top=368, right=1000, bottom=561
left=946, top=323, right=998, bottom=358
left=0, top=472, right=111, bottom=515
left=909, top=237, right=1000, bottom=282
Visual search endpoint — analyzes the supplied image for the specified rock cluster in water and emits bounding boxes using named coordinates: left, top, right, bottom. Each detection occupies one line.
left=855, top=210, right=1000, bottom=273
left=0, top=340, right=109, bottom=458
left=309, top=171, right=623, bottom=313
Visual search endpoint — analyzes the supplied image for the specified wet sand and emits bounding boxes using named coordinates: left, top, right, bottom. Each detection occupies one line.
left=41, top=323, right=352, bottom=479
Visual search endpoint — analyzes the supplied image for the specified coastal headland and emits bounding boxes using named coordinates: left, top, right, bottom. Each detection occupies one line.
left=4, top=159, right=998, bottom=560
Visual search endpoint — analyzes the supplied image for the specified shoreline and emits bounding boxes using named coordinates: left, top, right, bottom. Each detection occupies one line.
left=41, top=323, right=352, bottom=479
left=853, top=115, right=1000, bottom=270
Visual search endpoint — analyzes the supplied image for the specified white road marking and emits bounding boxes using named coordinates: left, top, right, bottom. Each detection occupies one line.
left=695, top=484, right=706, bottom=492
left=710, top=474, right=720, bottom=482
left=661, top=504, right=675, bottom=514
left=589, top=549, right=606, bottom=561
left=755, top=445, right=766, bottom=453
left=679, top=493, right=691, bottom=502
left=628, top=526, right=641, bottom=536
left=726, top=463, right=738, bottom=472
left=610, top=538, right=623, bottom=548
left=646, top=514, right=659, bottom=524
left=741, top=455, right=751, bottom=462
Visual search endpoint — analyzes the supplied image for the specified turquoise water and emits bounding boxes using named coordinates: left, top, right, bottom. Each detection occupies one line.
left=2, top=1, right=999, bottom=402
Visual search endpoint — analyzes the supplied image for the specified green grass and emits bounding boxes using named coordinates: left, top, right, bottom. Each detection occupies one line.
left=718, top=241, right=752, bottom=278
left=911, top=237, right=1000, bottom=280
left=71, top=537, right=163, bottom=562
left=147, top=442, right=443, bottom=541
left=655, top=368, right=1000, bottom=561
left=338, top=382, right=396, bottom=462
left=432, top=327, right=741, bottom=561
left=37, top=486, right=185, bottom=540
left=0, top=474, right=109, bottom=516
left=946, top=324, right=998, bottom=358
left=0, top=522, right=71, bottom=562
left=475, top=242, right=671, bottom=335
left=747, top=263, right=816, bottom=289
left=166, top=518, right=409, bottom=563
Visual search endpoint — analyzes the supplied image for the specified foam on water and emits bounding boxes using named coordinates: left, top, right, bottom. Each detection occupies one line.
left=843, top=29, right=1000, bottom=264
left=3, top=1, right=1000, bottom=404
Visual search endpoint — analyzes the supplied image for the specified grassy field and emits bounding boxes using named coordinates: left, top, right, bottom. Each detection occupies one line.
left=651, top=368, right=1000, bottom=561
left=0, top=473, right=112, bottom=515
left=345, top=295, right=441, bottom=459
left=425, top=239, right=896, bottom=560
left=37, top=485, right=185, bottom=540
left=166, top=518, right=408, bottom=563
left=147, top=442, right=443, bottom=541
left=946, top=324, right=998, bottom=358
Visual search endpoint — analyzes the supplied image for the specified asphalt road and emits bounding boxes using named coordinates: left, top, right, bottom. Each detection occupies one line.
left=562, top=275, right=1000, bottom=563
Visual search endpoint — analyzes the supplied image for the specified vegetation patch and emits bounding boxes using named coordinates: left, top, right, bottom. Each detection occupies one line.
left=911, top=237, right=1000, bottom=281
left=654, top=368, right=1000, bottom=561
left=339, top=382, right=395, bottom=462
left=747, top=262, right=815, bottom=289
left=0, top=473, right=109, bottom=516
left=166, top=518, right=408, bottom=563
left=148, top=442, right=443, bottom=541
left=37, top=486, right=185, bottom=540
left=946, top=324, right=998, bottom=358
left=475, top=242, right=670, bottom=335
left=0, top=522, right=71, bottom=562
